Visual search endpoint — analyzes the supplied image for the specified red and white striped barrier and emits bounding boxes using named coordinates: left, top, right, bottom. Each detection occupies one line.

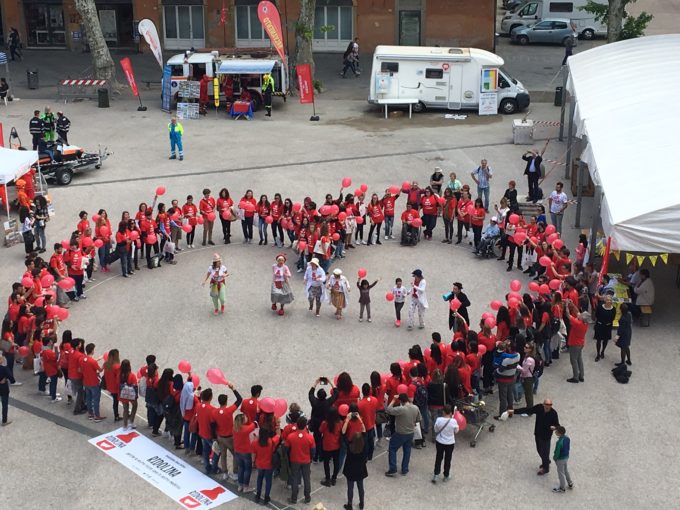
left=58, top=78, right=111, bottom=102
left=60, top=79, right=108, bottom=86
left=533, top=120, right=562, bottom=127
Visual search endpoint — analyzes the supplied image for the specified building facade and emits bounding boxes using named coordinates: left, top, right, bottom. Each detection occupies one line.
left=0, top=0, right=495, bottom=53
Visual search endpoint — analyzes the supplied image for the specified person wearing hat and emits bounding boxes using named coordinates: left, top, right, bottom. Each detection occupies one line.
left=327, top=268, right=350, bottom=320
left=271, top=254, right=294, bottom=316
left=407, top=270, right=428, bottom=330
left=15, top=179, right=32, bottom=210
left=262, top=73, right=275, bottom=117
left=203, top=253, right=229, bottom=315
left=56, top=111, right=71, bottom=144
left=304, top=257, right=326, bottom=316
left=473, top=215, right=501, bottom=256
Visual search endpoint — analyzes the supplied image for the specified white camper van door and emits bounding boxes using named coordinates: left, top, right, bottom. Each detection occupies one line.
left=448, top=64, right=463, bottom=110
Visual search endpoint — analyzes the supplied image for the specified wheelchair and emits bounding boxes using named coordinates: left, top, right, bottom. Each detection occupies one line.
left=400, top=223, right=421, bottom=246
left=474, top=235, right=500, bottom=258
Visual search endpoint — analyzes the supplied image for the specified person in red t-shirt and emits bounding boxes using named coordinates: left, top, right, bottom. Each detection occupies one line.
left=195, top=388, right=217, bottom=474
left=217, top=188, right=235, bottom=244
left=285, top=416, right=315, bottom=504
left=239, top=190, right=257, bottom=243
left=103, top=349, right=121, bottom=421
left=41, top=336, right=61, bottom=401
left=358, top=383, right=379, bottom=460
left=319, top=407, right=342, bottom=486
left=68, top=338, right=86, bottom=414
left=255, top=194, right=271, bottom=246
left=182, top=195, right=199, bottom=248
left=64, top=241, right=85, bottom=299
left=241, top=384, right=262, bottom=423
left=366, top=194, right=384, bottom=246
left=251, top=427, right=280, bottom=504
left=419, top=187, right=439, bottom=240
left=456, top=189, right=472, bottom=244
left=470, top=198, right=486, bottom=250
left=199, top=188, right=216, bottom=246
left=270, top=193, right=285, bottom=248
left=381, top=189, right=399, bottom=239
left=211, top=385, right=243, bottom=479
left=233, top=413, right=256, bottom=492
left=80, top=342, right=105, bottom=421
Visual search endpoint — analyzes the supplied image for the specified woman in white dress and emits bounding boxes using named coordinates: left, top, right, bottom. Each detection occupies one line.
left=271, top=254, right=294, bottom=315
left=202, top=253, right=229, bottom=315
left=303, top=257, right=326, bottom=316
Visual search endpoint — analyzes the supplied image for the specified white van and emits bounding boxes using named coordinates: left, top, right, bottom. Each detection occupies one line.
left=500, top=0, right=607, bottom=38
left=368, top=45, right=529, bottom=115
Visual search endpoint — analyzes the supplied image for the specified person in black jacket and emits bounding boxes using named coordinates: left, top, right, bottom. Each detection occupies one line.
left=342, top=432, right=368, bottom=510
left=308, top=378, right=337, bottom=462
left=56, top=111, right=71, bottom=144
left=522, top=149, right=543, bottom=203
left=446, top=282, right=471, bottom=330
left=29, top=110, right=45, bottom=150
left=511, top=399, right=560, bottom=475
left=615, top=303, right=633, bottom=366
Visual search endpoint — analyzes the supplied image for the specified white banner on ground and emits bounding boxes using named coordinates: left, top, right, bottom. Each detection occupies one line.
left=89, top=428, right=236, bottom=508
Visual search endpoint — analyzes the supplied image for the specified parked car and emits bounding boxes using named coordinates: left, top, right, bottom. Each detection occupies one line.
left=510, top=19, right=575, bottom=46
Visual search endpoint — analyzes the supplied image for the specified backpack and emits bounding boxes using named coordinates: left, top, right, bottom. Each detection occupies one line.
left=162, top=394, right=176, bottom=415
left=612, top=364, right=631, bottom=384
left=533, top=355, right=544, bottom=379
left=414, top=381, right=428, bottom=408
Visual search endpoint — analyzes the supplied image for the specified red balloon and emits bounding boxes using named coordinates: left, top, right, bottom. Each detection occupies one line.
left=221, top=209, right=232, bottom=221
left=46, top=306, right=59, bottom=319
left=57, top=308, right=69, bottom=321
left=454, top=410, right=467, bottom=431
left=510, top=279, right=522, bottom=292
left=171, top=212, right=181, bottom=222
left=342, top=177, right=352, bottom=188
left=274, top=399, right=288, bottom=418
left=508, top=214, right=520, bottom=225
left=331, top=233, right=340, bottom=241
left=18, top=346, right=30, bottom=357
left=466, top=204, right=475, bottom=214
left=298, top=241, right=307, bottom=252
left=330, top=205, right=339, bottom=216
left=547, top=233, right=559, bottom=244
left=449, top=298, right=462, bottom=311
left=81, top=237, right=93, bottom=248
left=357, top=268, right=367, bottom=278
left=189, top=374, right=200, bottom=388
left=178, top=360, right=192, bottom=374
left=477, top=344, right=487, bottom=356
left=490, top=300, right=502, bottom=311
left=482, top=312, right=494, bottom=321
left=338, top=212, right=347, bottom=222
left=182, top=224, right=192, bottom=233
left=93, top=239, right=104, bottom=248
left=129, top=230, right=139, bottom=241
left=402, top=181, right=411, bottom=192
left=553, top=239, right=564, bottom=249
left=485, top=317, right=496, bottom=328
left=508, top=297, right=520, bottom=309
left=57, top=277, right=75, bottom=290
left=319, top=205, right=330, bottom=216
left=354, top=189, right=363, bottom=197
left=265, top=215, right=274, bottom=225
left=196, top=216, right=205, bottom=225
left=388, top=185, right=400, bottom=195
left=549, top=279, right=562, bottom=290
left=397, top=384, right=408, bottom=395
left=545, top=224, right=556, bottom=235
left=292, top=202, right=302, bottom=213
left=539, top=284, right=551, bottom=294
left=146, top=234, right=157, bottom=245
left=61, top=240, right=70, bottom=250
left=386, top=292, right=395, bottom=302
left=21, top=276, right=33, bottom=288
left=528, top=281, right=540, bottom=292
left=99, top=226, right=110, bottom=237
left=338, top=404, right=349, bottom=417
left=156, top=186, right=166, bottom=196
left=207, top=212, right=217, bottom=222
left=411, top=218, right=423, bottom=228
left=34, top=297, right=45, bottom=308
left=437, top=196, right=446, bottom=206
left=355, top=216, right=364, bottom=225
left=260, top=397, right=275, bottom=414
left=360, top=184, right=368, bottom=193
left=514, top=232, right=527, bottom=244
left=539, top=256, right=552, bottom=267
left=206, top=367, right=229, bottom=386
left=91, top=214, right=100, bottom=224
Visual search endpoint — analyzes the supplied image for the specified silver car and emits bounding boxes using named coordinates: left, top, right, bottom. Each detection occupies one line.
left=510, top=19, right=575, bottom=46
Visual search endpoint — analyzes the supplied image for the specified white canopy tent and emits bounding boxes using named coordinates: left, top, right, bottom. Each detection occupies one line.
left=0, top=147, right=39, bottom=217
left=565, top=34, right=680, bottom=253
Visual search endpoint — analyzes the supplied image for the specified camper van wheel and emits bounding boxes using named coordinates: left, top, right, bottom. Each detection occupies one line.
left=581, top=29, right=594, bottom=40
left=500, top=98, right=518, bottom=115
left=518, top=35, right=529, bottom=45
left=412, top=101, right=426, bottom=114
left=56, top=169, right=73, bottom=186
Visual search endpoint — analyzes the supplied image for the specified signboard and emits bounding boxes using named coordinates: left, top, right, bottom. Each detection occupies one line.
left=478, top=92, right=498, bottom=116
left=89, top=429, right=236, bottom=508
left=177, top=102, right=200, bottom=120
left=119, top=57, right=139, bottom=97
left=178, top=80, right=200, bottom=99
left=138, top=19, right=164, bottom=70
left=257, top=1, right=286, bottom=64
left=481, top=68, right=498, bottom=92
left=296, top=63, right=314, bottom=104
left=375, top=72, right=391, bottom=95
left=162, top=65, right=172, bottom=113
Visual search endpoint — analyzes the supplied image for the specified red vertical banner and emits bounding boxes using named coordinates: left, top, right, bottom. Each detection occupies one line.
left=220, top=1, right=227, bottom=26
left=257, top=1, right=286, bottom=63
left=296, top=64, right=314, bottom=104
left=119, top=57, right=139, bottom=97
left=0, top=123, right=4, bottom=147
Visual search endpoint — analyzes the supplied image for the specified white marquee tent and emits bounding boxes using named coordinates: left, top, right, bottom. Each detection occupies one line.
left=0, top=147, right=39, bottom=216
left=566, top=34, right=680, bottom=253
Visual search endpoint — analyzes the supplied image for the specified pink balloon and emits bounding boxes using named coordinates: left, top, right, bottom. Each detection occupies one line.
left=338, top=212, right=347, bottom=222
left=46, top=305, right=59, bottom=319
left=93, top=239, right=104, bottom=248
left=18, top=346, right=30, bottom=357
left=81, top=237, right=93, bottom=248
left=341, top=177, right=352, bottom=188
left=178, top=360, right=192, bottom=374
left=146, top=234, right=157, bottom=245
left=182, top=224, right=192, bottom=233
left=454, top=410, right=467, bottom=431
left=508, top=297, right=520, bottom=309
left=196, top=216, right=204, bottom=225
left=482, top=312, right=494, bottom=321
left=449, top=298, right=462, bottom=311
left=207, top=212, right=217, bottom=222
left=99, top=226, right=110, bottom=237
left=545, top=224, right=556, bottom=235
left=528, top=281, right=540, bottom=292
left=206, top=367, right=229, bottom=386
left=91, top=214, right=100, bottom=223
left=189, top=374, right=200, bottom=388
left=549, top=279, right=562, bottom=290
left=103, top=351, right=109, bottom=362
left=357, top=268, right=367, bottom=278
left=490, top=300, right=502, bottom=311
left=514, top=232, right=527, bottom=244
left=156, top=186, right=166, bottom=196
left=424, top=347, right=431, bottom=357
left=338, top=404, right=349, bottom=417
left=510, top=279, right=522, bottom=292
left=509, top=291, right=522, bottom=301
left=388, top=185, right=400, bottom=195
left=386, top=292, right=394, bottom=302
left=221, top=210, right=232, bottom=221
left=319, top=205, right=330, bottom=216
left=129, top=231, right=139, bottom=241
left=553, top=239, right=564, bottom=249
left=508, top=214, right=520, bottom=225
left=355, top=216, right=364, bottom=225
left=539, top=284, right=551, bottom=294
left=477, top=344, right=487, bottom=356
left=265, top=215, right=274, bottom=225
left=21, top=276, right=33, bottom=288
left=57, top=277, right=75, bottom=290
left=397, top=384, right=408, bottom=395
left=411, top=218, right=422, bottom=228
left=360, top=184, right=368, bottom=193
left=57, top=308, right=69, bottom=321
left=292, top=202, right=302, bottom=213
left=34, top=297, right=45, bottom=307
left=61, top=240, right=70, bottom=250
left=171, top=212, right=181, bottom=222
left=274, top=399, right=288, bottom=418
left=485, top=317, right=496, bottom=328
left=547, top=233, right=559, bottom=244
left=260, top=397, right=276, bottom=414
left=539, top=256, right=552, bottom=267
left=402, top=181, right=411, bottom=192
left=331, top=233, right=340, bottom=241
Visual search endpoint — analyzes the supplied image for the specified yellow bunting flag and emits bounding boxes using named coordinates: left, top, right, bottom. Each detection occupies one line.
left=625, top=253, right=634, bottom=264
left=636, top=255, right=645, bottom=267
left=660, top=253, right=669, bottom=264
left=612, top=250, right=620, bottom=261
left=649, top=255, right=658, bottom=266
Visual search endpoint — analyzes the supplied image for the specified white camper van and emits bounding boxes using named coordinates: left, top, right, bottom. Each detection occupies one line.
left=368, top=46, right=529, bottom=115
left=500, top=0, right=607, bottom=38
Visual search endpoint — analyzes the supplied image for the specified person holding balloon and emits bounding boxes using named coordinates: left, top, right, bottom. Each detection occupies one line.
left=256, top=194, right=271, bottom=246
left=199, top=188, right=216, bottom=246
left=357, top=274, right=379, bottom=323
left=271, top=254, right=294, bottom=316
left=455, top=188, right=472, bottom=245
left=239, top=190, right=257, bottom=244
left=182, top=195, right=198, bottom=248
left=203, top=253, right=229, bottom=315
left=94, top=210, right=112, bottom=273
left=431, top=405, right=460, bottom=483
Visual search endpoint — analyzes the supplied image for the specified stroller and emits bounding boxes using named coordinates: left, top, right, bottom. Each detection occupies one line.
left=400, top=223, right=420, bottom=246
left=451, top=398, right=495, bottom=447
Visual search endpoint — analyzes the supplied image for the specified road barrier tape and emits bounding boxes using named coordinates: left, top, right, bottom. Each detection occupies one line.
left=533, top=120, right=563, bottom=127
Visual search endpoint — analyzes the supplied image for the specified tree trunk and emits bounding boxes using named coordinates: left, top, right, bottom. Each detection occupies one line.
left=74, top=0, right=116, bottom=82
left=608, top=0, right=625, bottom=42
left=295, top=0, right=316, bottom=74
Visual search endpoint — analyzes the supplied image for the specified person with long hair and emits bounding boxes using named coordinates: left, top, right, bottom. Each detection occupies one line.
left=320, top=406, right=342, bottom=487
left=594, top=295, right=615, bottom=361
left=203, top=253, right=230, bottom=315
left=252, top=427, right=280, bottom=505
left=282, top=198, right=296, bottom=247
left=455, top=189, right=471, bottom=244
left=496, top=306, right=512, bottom=343
left=270, top=193, right=285, bottom=247
left=354, top=192, right=367, bottom=245
left=615, top=303, right=633, bottom=366
left=419, top=186, right=439, bottom=240
left=19, top=206, right=35, bottom=254
left=369, top=371, right=386, bottom=443
left=147, top=365, right=168, bottom=437
left=517, top=342, right=537, bottom=408
left=139, top=209, right=159, bottom=270
left=233, top=413, right=256, bottom=492
left=365, top=193, right=384, bottom=246
left=342, top=430, right=368, bottom=510
left=256, top=194, right=271, bottom=246
left=95, top=209, right=112, bottom=273
left=163, top=373, right=184, bottom=448
left=470, top=198, right=486, bottom=250
left=239, top=189, right=257, bottom=244
left=441, top=188, right=457, bottom=244
left=33, top=195, right=49, bottom=253
left=431, top=404, right=459, bottom=483
left=182, top=195, right=198, bottom=248
left=103, top=348, right=121, bottom=421
left=217, top=188, right=234, bottom=244
left=119, top=366, right=139, bottom=430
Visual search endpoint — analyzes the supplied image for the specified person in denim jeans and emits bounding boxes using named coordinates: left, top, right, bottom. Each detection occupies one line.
left=233, top=414, right=256, bottom=492
left=81, top=342, right=105, bottom=421
left=195, top=388, right=217, bottom=474
left=385, top=394, right=421, bottom=476
left=470, top=159, right=493, bottom=212
left=115, top=221, right=132, bottom=277
left=548, top=182, right=568, bottom=234
left=252, top=427, right=280, bottom=505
